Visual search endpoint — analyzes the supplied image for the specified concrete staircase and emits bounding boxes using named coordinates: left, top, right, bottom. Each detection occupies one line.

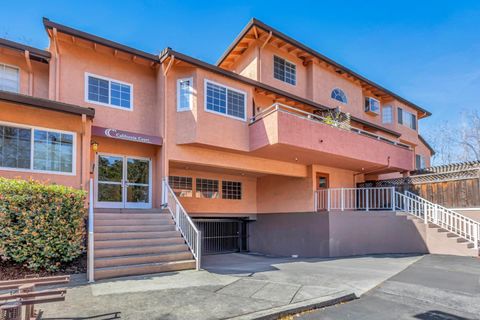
left=93, top=209, right=196, bottom=280
left=401, top=214, right=479, bottom=257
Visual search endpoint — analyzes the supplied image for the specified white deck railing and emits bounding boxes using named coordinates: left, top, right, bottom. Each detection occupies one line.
left=162, top=179, right=202, bottom=270
left=396, top=191, right=479, bottom=249
left=250, top=103, right=411, bottom=150
left=88, top=178, right=95, bottom=283
left=315, top=187, right=396, bottom=211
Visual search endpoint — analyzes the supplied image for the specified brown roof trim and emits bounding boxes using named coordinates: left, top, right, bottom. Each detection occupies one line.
left=161, top=48, right=402, bottom=138
left=217, top=18, right=432, bottom=118
left=43, top=18, right=160, bottom=63
left=0, top=38, right=50, bottom=63
left=419, top=134, right=435, bottom=155
left=0, top=91, right=95, bottom=118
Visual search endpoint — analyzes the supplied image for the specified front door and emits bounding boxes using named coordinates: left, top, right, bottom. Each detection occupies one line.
left=95, top=154, right=152, bottom=209
left=316, top=173, right=329, bottom=211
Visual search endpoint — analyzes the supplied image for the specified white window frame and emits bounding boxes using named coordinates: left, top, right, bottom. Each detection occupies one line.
left=0, top=63, right=20, bottom=93
left=382, top=105, right=393, bottom=124
left=331, top=87, right=348, bottom=104
left=0, top=120, right=76, bottom=176
left=273, top=55, right=297, bottom=86
left=84, top=72, right=134, bottom=111
left=400, top=108, right=417, bottom=130
left=204, top=79, right=247, bottom=122
left=177, top=77, right=193, bottom=112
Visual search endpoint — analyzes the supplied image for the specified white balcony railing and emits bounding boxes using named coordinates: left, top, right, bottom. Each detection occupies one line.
left=315, top=187, right=396, bottom=211
left=250, top=103, right=411, bottom=150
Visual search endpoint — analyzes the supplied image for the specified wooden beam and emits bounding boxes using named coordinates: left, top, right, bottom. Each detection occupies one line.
left=252, top=26, right=259, bottom=39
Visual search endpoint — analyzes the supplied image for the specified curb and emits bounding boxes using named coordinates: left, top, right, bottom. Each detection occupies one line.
left=227, top=291, right=358, bottom=320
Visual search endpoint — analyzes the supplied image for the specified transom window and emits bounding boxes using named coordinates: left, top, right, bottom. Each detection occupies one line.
left=222, top=180, right=242, bottom=200
left=169, top=176, right=193, bottom=197
left=331, top=88, right=347, bottom=104
left=196, top=178, right=219, bottom=199
left=398, top=108, right=417, bottom=130
left=0, top=123, right=74, bottom=174
left=177, top=78, right=193, bottom=111
left=205, top=80, right=246, bottom=120
left=382, top=106, right=393, bottom=124
left=0, top=64, right=19, bottom=93
left=273, top=56, right=296, bottom=85
left=86, top=73, right=132, bottom=110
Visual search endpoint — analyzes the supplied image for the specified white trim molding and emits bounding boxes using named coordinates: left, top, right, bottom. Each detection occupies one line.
left=84, top=72, right=134, bottom=111
left=203, top=79, right=247, bottom=122
left=176, top=77, right=194, bottom=112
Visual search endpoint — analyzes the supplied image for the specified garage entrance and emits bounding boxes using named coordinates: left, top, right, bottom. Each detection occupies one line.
left=193, top=218, right=248, bottom=255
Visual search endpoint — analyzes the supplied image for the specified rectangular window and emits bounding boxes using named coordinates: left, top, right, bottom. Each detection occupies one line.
left=0, top=64, right=19, bottom=93
left=398, top=107, right=417, bottom=130
left=0, top=123, right=74, bottom=174
left=177, top=78, right=193, bottom=111
left=222, top=180, right=242, bottom=200
left=382, top=106, right=393, bottom=124
left=205, top=80, right=246, bottom=120
left=169, top=176, right=193, bottom=197
left=86, top=73, right=132, bottom=110
left=196, top=178, right=219, bottom=199
left=415, top=154, right=426, bottom=169
left=273, top=56, right=296, bottom=85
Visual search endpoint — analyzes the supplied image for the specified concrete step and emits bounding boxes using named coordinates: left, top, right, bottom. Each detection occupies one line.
left=94, top=213, right=172, bottom=220
left=95, top=243, right=190, bottom=258
left=94, top=208, right=168, bottom=214
left=94, top=260, right=196, bottom=280
left=94, top=237, right=185, bottom=249
left=95, top=225, right=176, bottom=233
left=94, top=251, right=194, bottom=268
left=94, top=230, right=182, bottom=241
left=95, top=218, right=174, bottom=226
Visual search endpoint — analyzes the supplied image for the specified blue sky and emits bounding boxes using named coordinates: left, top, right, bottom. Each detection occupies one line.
left=1, top=0, right=479, bottom=138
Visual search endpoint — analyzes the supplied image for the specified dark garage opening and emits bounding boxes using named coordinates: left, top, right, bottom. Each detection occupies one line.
left=193, top=218, right=249, bottom=255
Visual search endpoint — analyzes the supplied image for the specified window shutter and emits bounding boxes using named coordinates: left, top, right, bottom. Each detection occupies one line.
left=398, top=108, right=403, bottom=125
left=412, top=114, right=417, bottom=130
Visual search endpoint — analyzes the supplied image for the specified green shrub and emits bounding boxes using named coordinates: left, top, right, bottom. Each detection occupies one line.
left=0, top=178, right=87, bottom=271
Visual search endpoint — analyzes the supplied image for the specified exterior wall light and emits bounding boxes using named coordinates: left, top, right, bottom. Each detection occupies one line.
left=91, top=141, right=99, bottom=152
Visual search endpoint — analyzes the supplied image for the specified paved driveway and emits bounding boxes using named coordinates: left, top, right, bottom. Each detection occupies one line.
left=38, top=253, right=420, bottom=320
left=300, top=255, right=480, bottom=320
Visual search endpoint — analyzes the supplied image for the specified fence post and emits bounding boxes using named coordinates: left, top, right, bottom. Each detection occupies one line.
left=423, top=204, right=428, bottom=224
left=365, top=189, right=369, bottom=211
left=314, top=191, right=318, bottom=212
left=474, top=224, right=479, bottom=250
left=88, top=178, right=95, bottom=283
left=196, top=230, right=202, bottom=270
left=327, top=190, right=331, bottom=211
left=175, top=203, right=180, bottom=230
left=341, top=188, right=345, bottom=211
left=391, top=187, right=396, bottom=211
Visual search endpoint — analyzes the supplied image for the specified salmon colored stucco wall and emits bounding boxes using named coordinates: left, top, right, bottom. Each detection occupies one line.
left=52, top=39, right=160, bottom=137
left=0, top=48, right=49, bottom=98
left=170, top=168, right=257, bottom=215
left=0, top=101, right=88, bottom=189
left=414, top=140, right=432, bottom=168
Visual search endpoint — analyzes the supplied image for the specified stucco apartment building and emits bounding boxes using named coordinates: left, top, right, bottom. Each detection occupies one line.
left=0, top=18, right=446, bottom=279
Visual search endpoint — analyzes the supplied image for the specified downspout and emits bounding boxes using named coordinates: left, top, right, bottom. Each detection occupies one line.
left=162, top=55, right=175, bottom=184
left=24, top=51, right=33, bottom=95
left=52, top=28, right=60, bottom=101
left=80, top=114, right=87, bottom=190
left=258, top=31, right=272, bottom=82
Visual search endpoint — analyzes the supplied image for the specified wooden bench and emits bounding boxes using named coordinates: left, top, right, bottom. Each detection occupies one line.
left=0, top=275, right=69, bottom=320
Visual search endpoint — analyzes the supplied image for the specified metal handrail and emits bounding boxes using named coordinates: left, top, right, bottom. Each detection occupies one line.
left=250, top=103, right=412, bottom=150
left=396, top=191, right=479, bottom=249
left=88, top=178, right=95, bottom=283
left=162, top=179, right=202, bottom=270
left=315, top=187, right=396, bottom=211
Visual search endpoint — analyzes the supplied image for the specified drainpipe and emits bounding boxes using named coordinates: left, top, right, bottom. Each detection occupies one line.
left=161, top=55, right=174, bottom=196
left=24, top=51, right=33, bottom=95
left=52, top=28, right=60, bottom=101
left=80, top=114, right=87, bottom=190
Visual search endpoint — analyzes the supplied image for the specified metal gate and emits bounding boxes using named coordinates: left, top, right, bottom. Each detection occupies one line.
left=193, top=219, right=248, bottom=255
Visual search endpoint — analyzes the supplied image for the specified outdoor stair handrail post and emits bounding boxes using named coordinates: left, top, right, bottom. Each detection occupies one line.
left=88, top=178, right=95, bottom=283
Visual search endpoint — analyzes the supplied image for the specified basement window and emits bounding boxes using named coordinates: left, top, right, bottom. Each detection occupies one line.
left=169, top=176, right=193, bottom=197
left=222, top=180, right=242, bottom=200
left=196, top=178, right=219, bottom=199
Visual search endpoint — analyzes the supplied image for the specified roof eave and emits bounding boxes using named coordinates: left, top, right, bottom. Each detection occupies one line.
left=0, top=38, right=51, bottom=63
left=42, top=17, right=160, bottom=63
left=217, top=18, right=432, bottom=118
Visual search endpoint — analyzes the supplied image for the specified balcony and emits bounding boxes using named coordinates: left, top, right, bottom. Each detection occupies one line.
left=249, top=103, right=414, bottom=173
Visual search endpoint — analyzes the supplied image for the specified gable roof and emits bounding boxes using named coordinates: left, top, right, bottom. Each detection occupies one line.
left=217, top=18, right=432, bottom=118
left=43, top=18, right=160, bottom=63
left=0, top=38, right=51, bottom=63
left=0, top=90, right=95, bottom=118
left=160, top=48, right=402, bottom=138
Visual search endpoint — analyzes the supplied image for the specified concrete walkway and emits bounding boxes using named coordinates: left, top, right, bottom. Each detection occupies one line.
left=38, top=253, right=421, bottom=320
left=300, top=254, right=480, bottom=319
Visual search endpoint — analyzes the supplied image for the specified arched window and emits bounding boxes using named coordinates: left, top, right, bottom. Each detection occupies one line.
left=331, top=88, right=347, bottom=104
